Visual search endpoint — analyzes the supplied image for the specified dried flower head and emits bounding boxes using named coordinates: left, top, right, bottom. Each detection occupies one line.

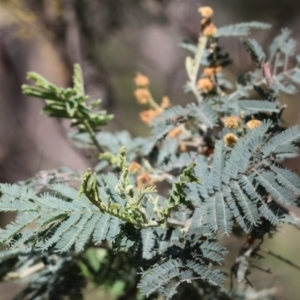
left=203, top=23, right=217, bottom=37
left=168, top=126, right=181, bottom=138
left=134, top=73, right=150, bottom=87
left=134, top=88, right=150, bottom=104
left=198, top=6, right=214, bottom=18
left=224, top=116, right=240, bottom=129
left=246, top=235, right=255, bottom=245
left=137, top=173, right=154, bottom=189
left=202, top=146, right=214, bottom=157
left=139, top=109, right=160, bottom=124
left=197, top=78, right=214, bottom=93
left=161, top=96, right=171, bottom=109
left=246, top=119, right=261, bottom=130
left=224, top=133, right=238, bottom=147
left=128, top=161, right=142, bottom=174
left=203, top=66, right=222, bottom=77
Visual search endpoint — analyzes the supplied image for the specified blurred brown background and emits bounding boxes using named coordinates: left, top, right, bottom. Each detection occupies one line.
left=0, top=0, right=299, bottom=299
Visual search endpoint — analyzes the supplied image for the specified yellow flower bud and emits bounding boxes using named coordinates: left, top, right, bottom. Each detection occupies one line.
left=197, top=78, right=214, bottom=93
left=134, top=88, right=150, bottom=104
left=202, top=23, right=217, bottom=37
left=134, top=73, right=150, bottom=87
left=139, top=109, right=160, bottom=124
left=198, top=6, right=214, bottom=18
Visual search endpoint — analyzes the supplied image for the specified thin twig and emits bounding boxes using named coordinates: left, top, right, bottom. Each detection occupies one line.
left=5, top=262, right=45, bottom=280
left=260, top=247, right=300, bottom=271
left=81, top=117, right=104, bottom=153
left=250, top=264, right=272, bottom=274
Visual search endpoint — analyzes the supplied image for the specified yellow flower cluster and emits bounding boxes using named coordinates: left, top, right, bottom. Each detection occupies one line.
left=197, top=6, right=222, bottom=94
left=133, top=74, right=185, bottom=144
left=222, top=116, right=261, bottom=147
left=195, top=6, right=222, bottom=94
left=198, top=6, right=217, bottom=37
left=197, top=65, right=223, bottom=92
left=133, top=72, right=173, bottom=124
left=134, top=73, right=151, bottom=105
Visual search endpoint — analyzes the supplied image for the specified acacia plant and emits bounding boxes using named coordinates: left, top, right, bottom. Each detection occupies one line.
left=1, top=6, right=300, bottom=300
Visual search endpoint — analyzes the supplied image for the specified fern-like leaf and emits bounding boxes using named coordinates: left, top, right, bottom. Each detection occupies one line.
left=255, top=171, right=296, bottom=205
left=230, top=180, right=260, bottom=226
left=138, top=259, right=182, bottom=297
left=208, top=141, right=224, bottom=191
left=141, top=229, right=156, bottom=260
left=239, top=100, right=279, bottom=113
left=270, top=164, right=300, bottom=195
left=223, top=185, right=250, bottom=232
left=216, top=22, right=271, bottom=37
left=200, top=241, right=228, bottom=265
left=185, top=260, right=226, bottom=286
left=187, top=102, right=218, bottom=128
left=242, top=38, right=266, bottom=66
left=261, top=124, right=300, bottom=157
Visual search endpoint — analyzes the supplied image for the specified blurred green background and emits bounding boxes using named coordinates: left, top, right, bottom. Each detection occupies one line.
left=0, top=0, right=299, bottom=299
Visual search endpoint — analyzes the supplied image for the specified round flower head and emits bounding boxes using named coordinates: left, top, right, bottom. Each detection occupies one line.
left=134, top=88, right=150, bottom=104
left=224, top=116, right=240, bottom=129
left=197, top=78, right=214, bottom=93
left=137, top=173, right=154, bottom=189
left=203, top=23, right=217, bottom=37
left=198, top=6, right=214, bottom=19
left=134, top=73, right=150, bottom=87
left=168, top=126, right=181, bottom=138
left=128, top=161, right=142, bottom=174
left=139, top=109, right=160, bottom=124
left=204, top=66, right=222, bottom=78
left=224, top=133, right=238, bottom=147
left=246, top=119, right=261, bottom=130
